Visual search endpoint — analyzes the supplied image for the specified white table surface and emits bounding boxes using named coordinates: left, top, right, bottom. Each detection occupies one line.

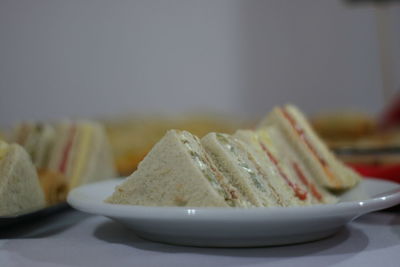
left=0, top=208, right=399, bottom=267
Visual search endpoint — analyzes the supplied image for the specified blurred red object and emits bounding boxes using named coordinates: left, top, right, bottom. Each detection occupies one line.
left=379, top=92, right=400, bottom=130
left=348, top=163, right=400, bottom=183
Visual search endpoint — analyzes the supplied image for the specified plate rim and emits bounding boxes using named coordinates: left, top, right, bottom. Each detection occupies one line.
left=0, top=202, right=69, bottom=219
left=67, top=177, right=400, bottom=220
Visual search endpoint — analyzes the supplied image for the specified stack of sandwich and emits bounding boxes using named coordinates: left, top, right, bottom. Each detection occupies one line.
left=5, top=120, right=116, bottom=208
left=106, top=105, right=360, bottom=207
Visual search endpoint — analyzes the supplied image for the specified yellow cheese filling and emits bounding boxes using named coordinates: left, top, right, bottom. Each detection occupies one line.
left=256, top=129, right=275, bottom=150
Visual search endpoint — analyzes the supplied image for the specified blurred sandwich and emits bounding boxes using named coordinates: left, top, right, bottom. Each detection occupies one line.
left=0, top=141, right=46, bottom=216
left=311, top=111, right=376, bottom=145
left=12, top=120, right=117, bottom=204
left=13, top=123, right=56, bottom=170
left=310, top=109, right=400, bottom=168
left=47, top=120, right=116, bottom=190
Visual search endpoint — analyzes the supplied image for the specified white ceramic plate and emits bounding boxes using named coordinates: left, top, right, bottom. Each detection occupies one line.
left=67, top=178, right=400, bottom=247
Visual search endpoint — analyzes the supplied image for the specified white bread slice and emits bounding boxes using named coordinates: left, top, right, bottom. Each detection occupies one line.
left=0, top=142, right=46, bottom=216
left=260, top=104, right=360, bottom=190
left=201, top=132, right=294, bottom=207
left=235, top=128, right=337, bottom=205
left=106, top=130, right=248, bottom=207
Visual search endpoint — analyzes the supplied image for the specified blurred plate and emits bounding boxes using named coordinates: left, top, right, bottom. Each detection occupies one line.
left=334, top=146, right=400, bottom=155
left=68, top=178, right=400, bottom=247
left=0, top=203, right=69, bottom=228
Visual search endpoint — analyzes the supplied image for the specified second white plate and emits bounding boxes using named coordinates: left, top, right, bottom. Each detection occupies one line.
left=67, top=178, right=400, bottom=247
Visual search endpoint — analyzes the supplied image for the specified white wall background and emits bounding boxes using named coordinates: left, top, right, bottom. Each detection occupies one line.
left=0, top=0, right=399, bottom=126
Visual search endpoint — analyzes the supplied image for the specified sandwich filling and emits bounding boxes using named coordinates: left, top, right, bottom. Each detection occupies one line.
left=258, top=141, right=307, bottom=201
left=59, top=125, right=77, bottom=174
left=216, top=134, right=264, bottom=192
left=215, top=133, right=282, bottom=206
left=179, top=132, right=250, bottom=207
left=236, top=130, right=309, bottom=203
left=259, top=127, right=328, bottom=203
left=70, top=124, right=93, bottom=189
left=280, top=107, right=341, bottom=187
left=291, top=162, right=323, bottom=201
